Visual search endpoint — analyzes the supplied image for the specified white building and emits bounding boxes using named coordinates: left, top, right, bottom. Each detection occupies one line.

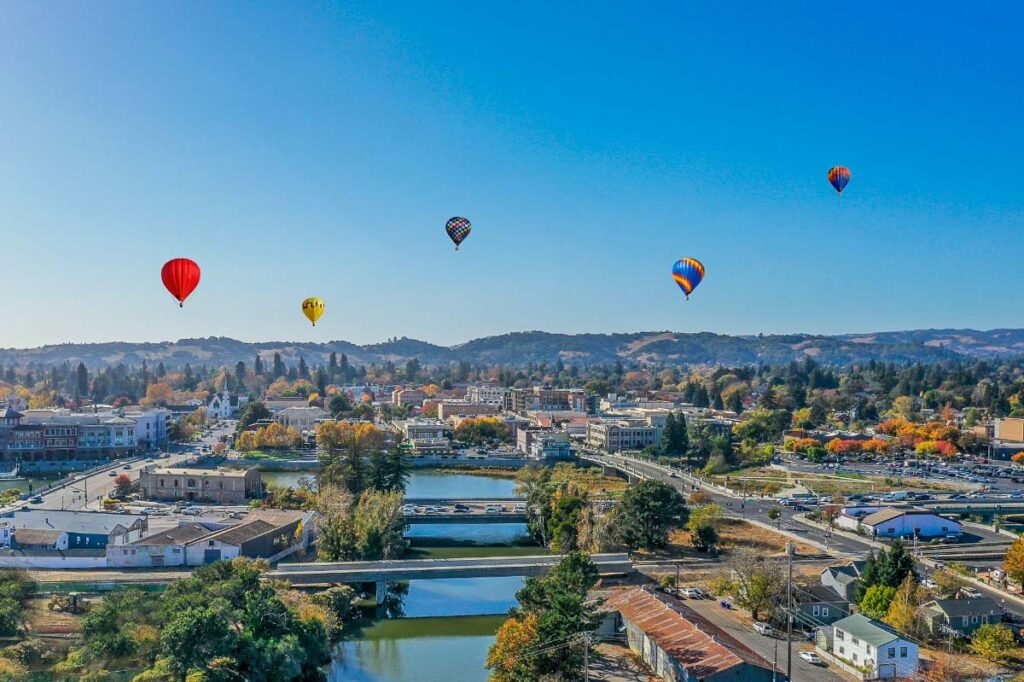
left=834, top=506, right=962, bottom=539
left=206, top=391, right=249, bottom=420
left=827, top=614, right=918, bottom=678
left=466, top=385, right=508, bottom=406
left=585, top=413, right=668, bottom=453
left=274, top=406, right=328, bottom=432
left=126, top=408, right=171, bottom=449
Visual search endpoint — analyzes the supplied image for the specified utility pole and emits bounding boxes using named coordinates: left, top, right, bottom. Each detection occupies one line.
left=582, top=632, right=590, bottom=682
left=786, top=541, right=793, bottom=682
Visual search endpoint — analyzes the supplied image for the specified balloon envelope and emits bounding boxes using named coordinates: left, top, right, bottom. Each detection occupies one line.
left=161, top=258, right=201, bottom=307
left=672, top=258, right=705, bottom=299
left=445, top=217, right=472, bottom=250
left=302, top=297, right=325, bottom=326
left=828, top=166, right=851, bottom=194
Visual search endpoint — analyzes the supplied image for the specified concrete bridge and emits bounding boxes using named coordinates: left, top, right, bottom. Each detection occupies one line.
left=268, top=553, right=634, bottom=596
left=404, top=511, right=527, bottom=524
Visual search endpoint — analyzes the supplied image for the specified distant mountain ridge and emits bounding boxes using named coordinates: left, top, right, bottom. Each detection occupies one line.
left=2, top=329, right=1024, bottom=369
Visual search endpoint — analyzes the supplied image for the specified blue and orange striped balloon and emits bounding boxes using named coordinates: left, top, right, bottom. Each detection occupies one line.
left=828, top=166, right=851, bottom=195
left=672, top=258, right=705, bottom=299
left=445, top=217, right=472, bottom=250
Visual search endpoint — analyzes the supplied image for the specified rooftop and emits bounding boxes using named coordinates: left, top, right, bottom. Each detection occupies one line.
left=5, top=509, right=146, bottom=535
left=131, top=523, right=217, bottom=546
left=147, top=467, right=251, bottom=478
left=607, top=587, right=773, bottom=678
left=832, top=614, right=903, bottom=647
left=924, top=597, right=1001, bottom=619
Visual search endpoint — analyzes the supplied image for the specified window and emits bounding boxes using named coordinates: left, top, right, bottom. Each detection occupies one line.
left=888, top=647, right=895, bottom=658
left=852, top=653, right=858, bottom=662
left=838, top=646, right=845, bottom=655
left=209, top=541, right=215, bottom=546
left=822, top=607, right=830, bottom=617
left=900, top=647, right=907, bottom=658
left=971, top=616, right=978, bottom=624
left=812, top=606, right=820, bottom=617
left=851, top=637, right=859, bottom=646
left=963, top=616, right=969, bottom=626
left=836, top=631, right=844, bottom=641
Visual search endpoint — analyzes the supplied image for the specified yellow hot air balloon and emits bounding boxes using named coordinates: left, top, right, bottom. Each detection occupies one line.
left=301, top=297, right=325, bottom=326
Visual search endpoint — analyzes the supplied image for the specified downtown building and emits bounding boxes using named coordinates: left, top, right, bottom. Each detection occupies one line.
left=0, top=406, right=164, bottom=473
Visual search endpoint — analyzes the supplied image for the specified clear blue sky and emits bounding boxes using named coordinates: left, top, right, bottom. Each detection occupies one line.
left=1, top=2, right=1021, bottom=348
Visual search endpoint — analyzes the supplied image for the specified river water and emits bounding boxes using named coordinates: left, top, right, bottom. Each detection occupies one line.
left=322, top=469, right=531, bottom=682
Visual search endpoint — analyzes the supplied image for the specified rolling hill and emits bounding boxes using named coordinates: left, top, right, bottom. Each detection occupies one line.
left=1, top=329, right=1024, bottom=369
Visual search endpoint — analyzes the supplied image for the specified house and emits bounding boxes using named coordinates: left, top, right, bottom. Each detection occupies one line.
left=921, top=598, right=1002, bottom=638
left=606, top=587, right=776, bottom=681
left=107, top=523, right=218, bottom=568
left=820, top=560, right=865, bottom=601
left=206, top=392, right=248, bottom=420
left=183, top=509, right=309, bottom=565
left=824, top=614, right=918, bottom=679
left=0, top=509, right=148, bottom=549
left=794, top=583, right=850, bottom=628
left=835, top=507, right=961, bottom=539
left=140, top=466, right=262, bottom=504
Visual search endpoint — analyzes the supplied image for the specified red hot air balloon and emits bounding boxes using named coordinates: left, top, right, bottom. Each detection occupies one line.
left=161, top=258, right=201, bottom=307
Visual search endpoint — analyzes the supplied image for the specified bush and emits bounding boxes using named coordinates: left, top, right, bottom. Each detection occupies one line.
left=659, top=575, right=677, bottom=589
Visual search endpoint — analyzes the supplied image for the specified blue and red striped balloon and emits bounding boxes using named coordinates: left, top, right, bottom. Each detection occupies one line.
left=672, top=258, right=705, bottom=300
left=828, top=166, right=851, bottom=195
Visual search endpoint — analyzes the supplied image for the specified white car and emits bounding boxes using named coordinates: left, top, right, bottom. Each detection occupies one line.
left=680, top=587, right=704, bottom=599
left=181, top=506, right=202, bottom=516
left=922, top=579, right=938, bottom=589
left=799, top=651, right=822, bottom=665
left=753, top=622, right=773, bottom=636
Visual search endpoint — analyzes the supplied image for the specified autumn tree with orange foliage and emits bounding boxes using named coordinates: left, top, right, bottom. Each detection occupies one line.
left=1003, top=536, right=1024, bottom=586
left=485, top=613, right=541, bottom=682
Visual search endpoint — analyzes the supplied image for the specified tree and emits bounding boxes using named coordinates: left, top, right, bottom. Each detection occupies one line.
left=661, top=412, right=689, bottom=459
left=0, top=570, right=35, bottom=637
left=970, top=623, right=1017, bottom=661
left=766, top=506, right=782, bottom=529
left=486, top=612, right=541, bottom=682
left=859, top=584, right=897, bottom=619
left=614, top=480, right=688, bottom=551
left=692, top=525, right=719, bottom=553
left=686, top=503, right=724, bottom=533
left=488, top=552, right=602, bottom=682
left=328, top=393, right=353, bottom=418
left=1003, top=536, right=1024, bottom=585
left=930, top=568, right=967, bottom=599
left=112, top=474, right=132, bottom=499
left=877, top=539, right=917, bottom=588
left=727, top=550, right=784, bottom=621
left=884, top=574, right=923, bottom=638
left=75, top=363, right=89, bottom=399
left=236, top=400, right=271, bottom=431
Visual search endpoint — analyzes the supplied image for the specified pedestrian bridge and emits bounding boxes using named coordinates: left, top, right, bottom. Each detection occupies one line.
left=268, top=553, right=634, bottom=585
left=404, top=511, right=528, bottom=524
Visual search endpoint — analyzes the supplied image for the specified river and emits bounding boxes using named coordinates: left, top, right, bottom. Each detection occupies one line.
left=322, top=469, right=532, bottom=682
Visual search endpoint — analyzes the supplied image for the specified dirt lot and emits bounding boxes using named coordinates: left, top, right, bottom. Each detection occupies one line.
left=590, top=642, right=657, bottom=682
left=667, top=519, right=821, bottom=557
left=25, top=598, right=80, bottom=636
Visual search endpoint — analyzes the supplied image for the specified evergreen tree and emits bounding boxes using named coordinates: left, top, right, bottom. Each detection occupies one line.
left=272, top=353, right=285, bottom=379
left=878, top=539, right=917, bottom=588
left=254, top=354, right=264, bottom=376
left=298, top=357, right=310, bottom=381
left=234, top=361, right=246, bottom=388
left=329, top=352, right=338, bottom=380
left=75, top=363, right=89, bottom=399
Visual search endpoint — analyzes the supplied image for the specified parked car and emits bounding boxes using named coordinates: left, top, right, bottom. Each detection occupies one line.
left=680, top=587, right=704, bottom=599
left=922, top=579, right=938, bottom=589
left=961, top=587, right=982, bottom=598
left=29, top=495, right=43, bottom=504
left=181, top=506, right=202, bottom=516
left=799, top=651, right=823, bottom=665
left=753, top=622, right=773, bottom=636
left=122, top=464, right=131, bottom=470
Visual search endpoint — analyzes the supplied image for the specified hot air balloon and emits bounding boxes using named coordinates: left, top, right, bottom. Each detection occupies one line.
left=828, top=166, right=851, bottom=195
left=161, top=258, right=201, bottom=307
left=445, top=217, right=472, bottom=250
left=302, top=297, right=325, bottom=326
left=672, top=258, right=705, bottom=300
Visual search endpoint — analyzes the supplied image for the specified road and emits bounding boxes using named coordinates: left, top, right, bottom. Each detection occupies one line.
left=681, top=596, right=847, bottom=682
left=581, top=450, right=1024, bottom=622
